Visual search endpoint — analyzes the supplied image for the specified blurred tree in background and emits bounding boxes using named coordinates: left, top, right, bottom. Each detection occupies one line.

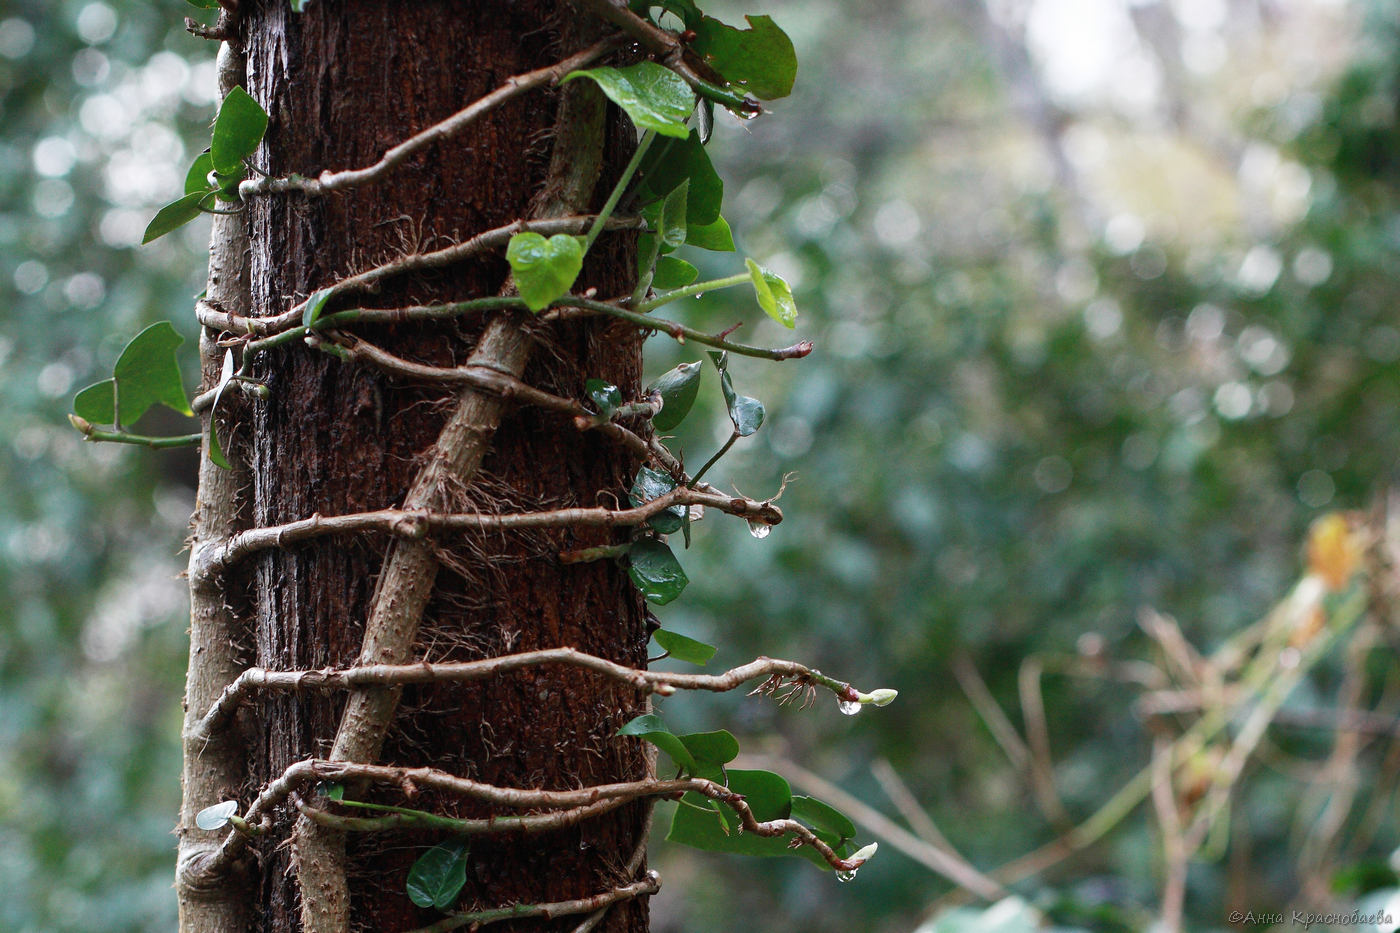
left=4, top=0, right=1399, bottom=931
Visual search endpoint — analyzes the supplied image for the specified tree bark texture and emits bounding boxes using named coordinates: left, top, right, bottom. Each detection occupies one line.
left=234, top=2, right=650, bottom=930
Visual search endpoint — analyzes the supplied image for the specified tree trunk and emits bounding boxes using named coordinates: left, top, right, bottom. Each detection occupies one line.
left=202, top=2, right=651, bottom=930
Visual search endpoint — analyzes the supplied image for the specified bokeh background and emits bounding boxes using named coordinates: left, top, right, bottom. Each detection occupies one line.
left=4, top=0, right=1399, bottom=930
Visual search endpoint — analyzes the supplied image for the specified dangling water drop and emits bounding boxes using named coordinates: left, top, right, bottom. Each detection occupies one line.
left=837, top=698, right=862, bottom=716
left=836, top=869, right=858, bottom=883
left=694, top=292, right=704, bottom=299
left=747, top=520, right=771, bottom=539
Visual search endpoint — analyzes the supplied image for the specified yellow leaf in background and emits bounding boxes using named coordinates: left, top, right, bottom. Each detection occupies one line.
left=1306, top=512, right=1362, bottom=592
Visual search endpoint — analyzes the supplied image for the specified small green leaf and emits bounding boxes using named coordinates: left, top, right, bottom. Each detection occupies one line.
left=302, top=287, right=334, bottom=328
left=790, top=796, right=857, bottom=844
left=319, top=783, right=346, bottom=801
left=746, top=258, right=797, bottom=328
left=730, top=395, right=765, bottom=436
left=656, top=179, right=690, bottom=250
left=653, top=256, right=699, bottom=289
left=506, top=232, right=583, bottom=311
left=585, top=378, right=622, bottom=420
left=73, top=379, right=116, bottom=424
left=691, top=14, right=798, bottom=101
left=185, top=151, right=215, bottom=196
left=653, top=628, right=716, bottom=665
left=678, top=730, right=739, bottom=766
left=708, top=350, right=765, bottom=436
left=195, top=800, right=239, bottom=830
left=143, top=191, right=209, bottom=244
left=211, top=86, right=269, bottom=175
left=630, top=466, right=685, bottom=534
left=406, top=840, right=469, bottom=911
left=647, top=360, right=702, bottom=432
left=685, top=214, right=735, bottom=252
left=628, top=537, right=689, bottom=604
left=618, top=713, right=698, bottom=773
left=639, top=131, right=723, bottom=225
left=563, top=62, right=694, bottom=138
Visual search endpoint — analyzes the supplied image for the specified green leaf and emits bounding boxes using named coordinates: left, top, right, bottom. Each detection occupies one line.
left=746, top=258, right=798, bottom=328
left=653, top=628, right=716, bottom=665
left=505, top=232, right=583, bottom=312
left=73, top=379, right=116, bottom=424
left=95, top=322, right=193, bottom=425
left=617, top=713, right=698, bottom=773
left=639, top=131, right=723, bottom=225
left=143, top=191, right=209, bottom=244
left=290, top=0, right=313, bottom=10
left=708, top=351, right=764, bottom=436
left=211, top=86, right=269, bottom=176
left=185, top=151, right=215, bottom=195
left=685, top=214, right=735, bottom=252
left=647, top=360, right=702, bottom=432
left=691, top=14, right=798, bottom=101
left=667, top=769, right=801, bottom=858
left=630, top=465, right=686, bottom=534
left=630, top=0, right=702, bottom=28
left=319, top=783, right=346, bottom=801
left=406, top=840, right=469, bottom=911
left=653, top=256, right=699, bottom=289
left=678, top=729, right=739, bottom=765
left=656, top=179, right=690, bottom=250
left=301, top=287, right=334, bottom=328
left=186, top=0, right=221, bottom=8
left=585, top=378, right=622, bottom=420
left=562, top=63, right=694, bottom=138
left=790, top=796, right=857, bottom=845
left=628, top=537, right=689, bottom=604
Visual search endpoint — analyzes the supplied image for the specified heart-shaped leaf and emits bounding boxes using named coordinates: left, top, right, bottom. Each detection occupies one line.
left=75, top=322, right=193, bottom=426
left=618, top=712, right=698, bottom=773
left=746, top=258, right=797, bottom=328
left=647, top=360, right=702, bottom=432
left=506, top=232, right=583, bottom=312
left=406, top=840, right=469, bottom=911
left=630, top=465, right=686, bottom=534
left=211, top=86, right=268, bottom=175
left=690, top=14, right=798, bottom=101
left=628, top=537, right=688, bottom=604
left=563, top=62, right=694, bottom=138
left=653, top=628, right=716, bottom=665
left=708, top=350, right=765, bottom=437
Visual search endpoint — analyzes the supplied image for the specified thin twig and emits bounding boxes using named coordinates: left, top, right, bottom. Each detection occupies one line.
left=405, top=875, right=661, bottom=933
left=69, top=415, right=200, bottom=449
left=295, top=793, right=629, bottom=836
left=950, top=653, right=1031, bottom=772
left=194, top=215, right=641, bottom=337
left=196, top=650, right=855, bottom=739
left=868, top=758, right=958, bottom=855
left=568, top=801, right=654, bottom=933
left=239, top=38, right=622, bottom=200
left=196, top=485, right=781, bottom=576
left=1019, top=658, right=1072, bottom=830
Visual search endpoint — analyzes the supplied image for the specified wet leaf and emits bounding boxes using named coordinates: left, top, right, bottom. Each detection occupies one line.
left=638, top=131, right=723, bottom=225
left=746, top=258, right=797, bottom=328
left=506, top=232, right=583, bottom=311
left=406, top=840, right=469, bottom=911
left=628, top=537, right=689, bottom=604
left=685, top=214, right=735, bottom=252
left=563, top=63, right=694, bottom=138
left=691, top=14, right=797, bottom=100
left=653, top=256, right=699, bottom=289
left=647, top=360, right=702, bottom=432
left=630, top=465, right=686, bottom=534
left=585, top=378, right=622, bottom=420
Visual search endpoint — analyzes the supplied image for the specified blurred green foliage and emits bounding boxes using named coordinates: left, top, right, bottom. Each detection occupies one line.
left=4, top=0, right=1399, bottom=931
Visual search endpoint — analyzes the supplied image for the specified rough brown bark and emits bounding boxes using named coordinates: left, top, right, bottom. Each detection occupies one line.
left=233, top=2, right=650, bottom=930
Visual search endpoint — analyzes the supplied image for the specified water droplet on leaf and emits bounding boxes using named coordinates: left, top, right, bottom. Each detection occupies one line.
left=837, top=698, right=862, bottom=716
left=836, top=869, right=858, bottom=882
left=747, top=520, right=771, bottom=539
